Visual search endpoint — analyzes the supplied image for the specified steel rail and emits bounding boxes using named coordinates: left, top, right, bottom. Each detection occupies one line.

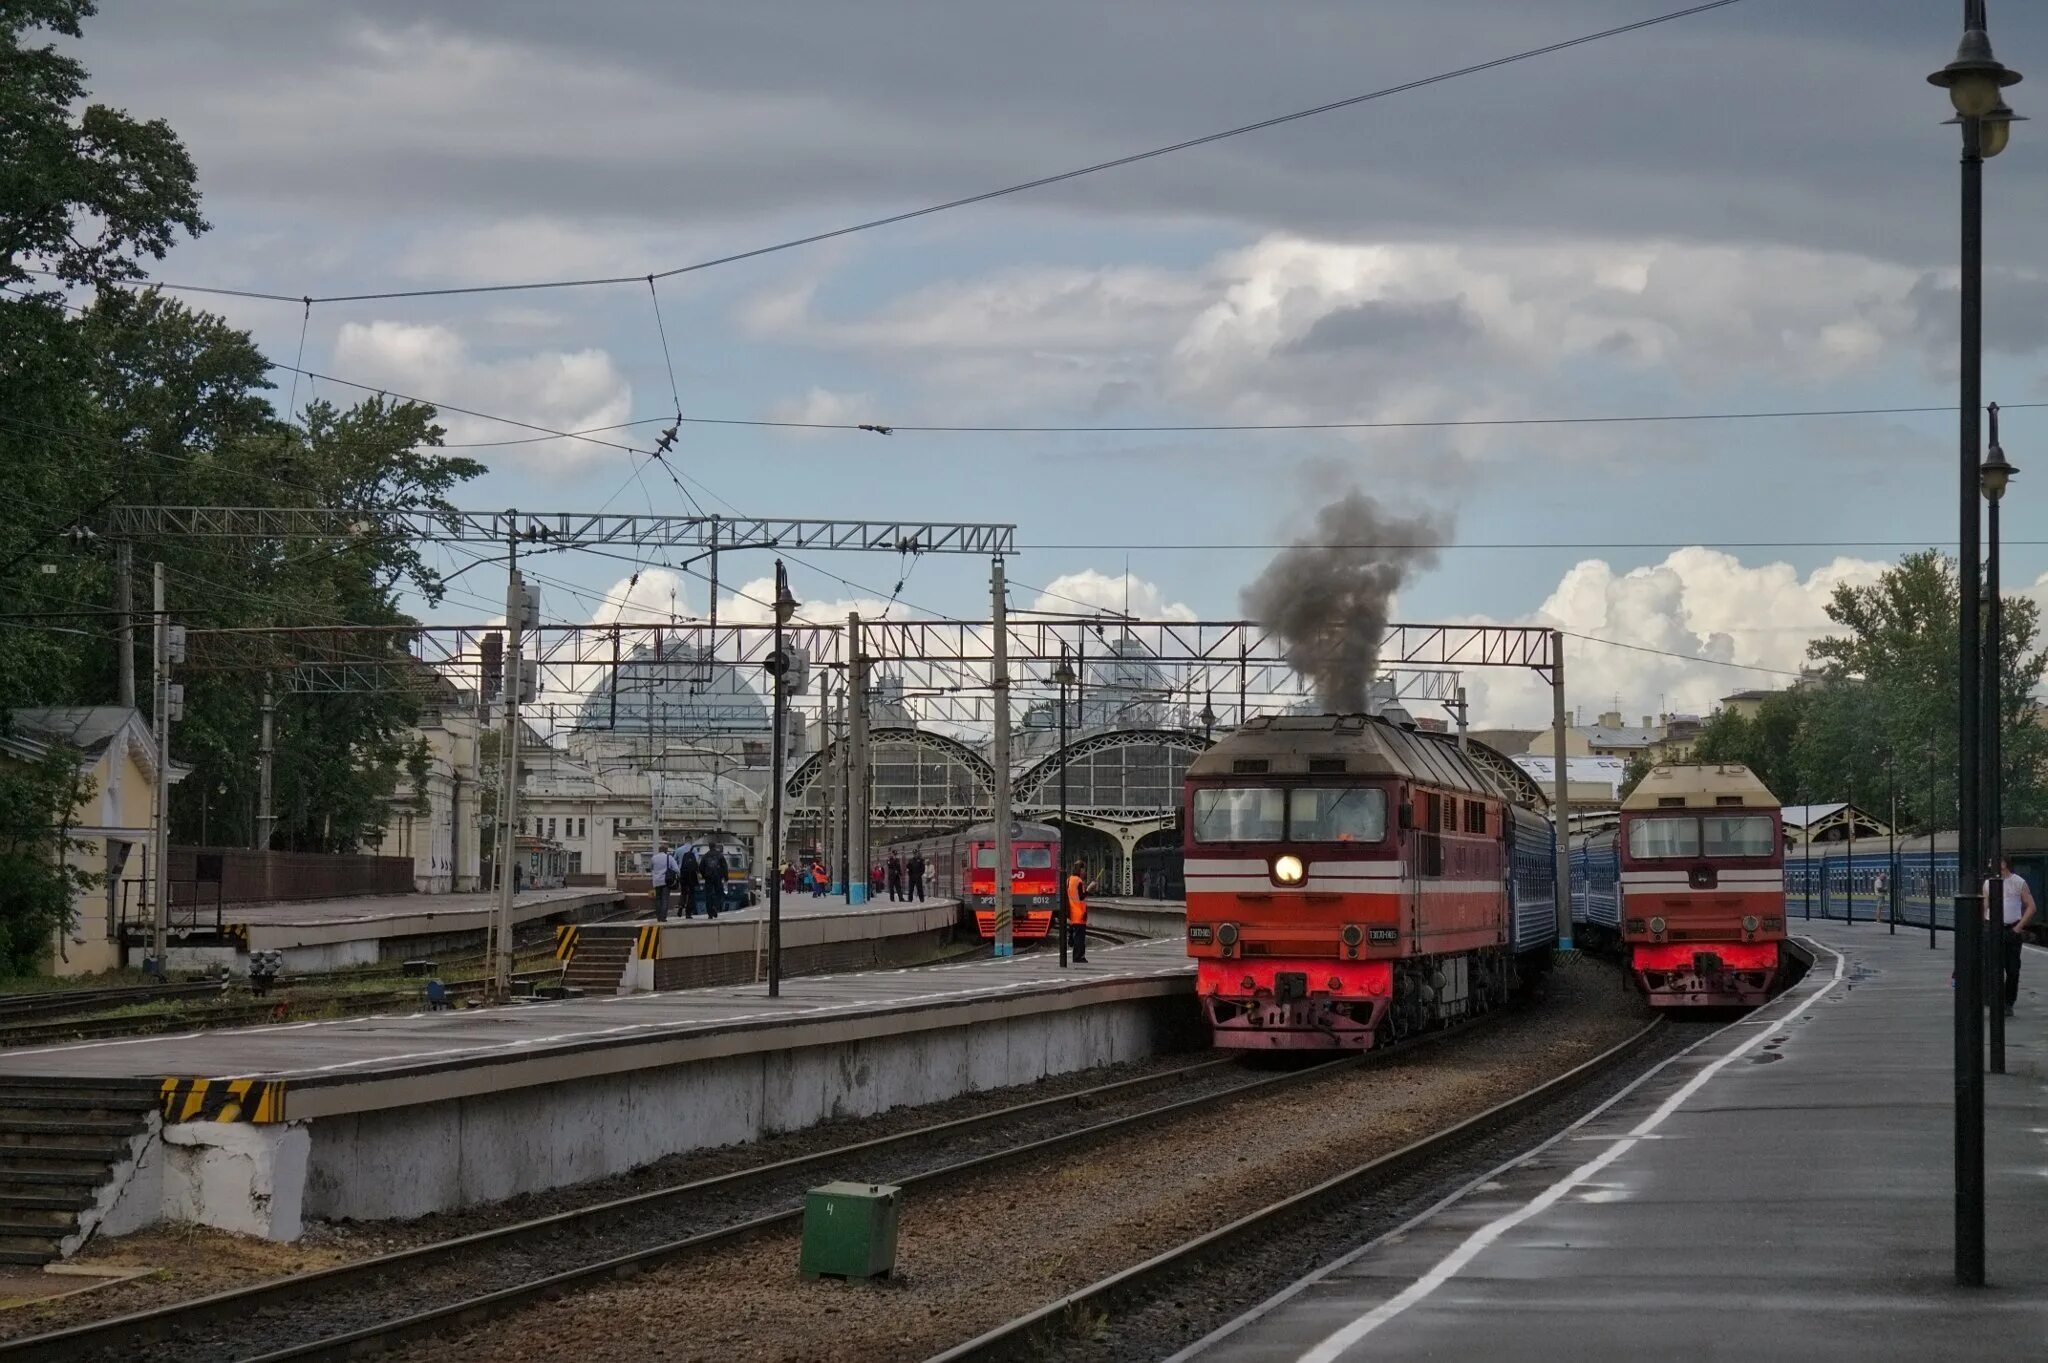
left=9, top=1010, right=1505, bottom=1363
left=922, top=1015, right=1667, bottom=1363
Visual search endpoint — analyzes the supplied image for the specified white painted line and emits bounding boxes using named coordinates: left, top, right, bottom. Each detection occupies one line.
left=1282, top=939, right=1847, bottom=1363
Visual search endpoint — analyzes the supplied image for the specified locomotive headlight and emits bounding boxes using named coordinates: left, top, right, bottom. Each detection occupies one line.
left=1273, top=854, right=1305, bottom=884
left=1217, top=921, right=1241, bottom=948
left=1648, top=916, right=1667, bottom=936
left=1743, top=915, right=1760, bottom=934
left=1341, top=923, right=1364, bottom=947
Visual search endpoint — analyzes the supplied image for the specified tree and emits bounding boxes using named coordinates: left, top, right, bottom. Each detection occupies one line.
left=0, top=1, right=205, bottom=293
left=1618, top=752, right=1655, bottom=800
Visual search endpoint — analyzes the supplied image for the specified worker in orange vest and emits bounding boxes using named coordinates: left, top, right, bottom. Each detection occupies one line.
left=1065, top=859, right=1096, bottom=965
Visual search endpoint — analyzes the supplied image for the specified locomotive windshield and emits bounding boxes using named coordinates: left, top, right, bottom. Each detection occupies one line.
left=1627, top=816, right=1702, bottom=859
left=1016, top=847, right=1054, bottom=868
left=1192, top=786, right=1386, bottom=843
left=1287, top=788, right=1387, bottom=842
left=1702, top=815, right=1775, bottom=856
left=1192, top=788, right=1285, bottom=842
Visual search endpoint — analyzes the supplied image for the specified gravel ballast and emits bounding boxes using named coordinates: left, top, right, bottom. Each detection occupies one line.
left=384, top=957, right=1659, bottom=1363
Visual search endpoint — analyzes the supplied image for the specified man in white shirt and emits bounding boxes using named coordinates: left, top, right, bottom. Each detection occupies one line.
left=1995, top=857, right=2036, bottom=1018
left=650, top=844, right=673, bottom=922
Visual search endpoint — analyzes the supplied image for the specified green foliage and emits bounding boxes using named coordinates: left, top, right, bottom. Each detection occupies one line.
left=1618, top=752, right=1655, bottom=800
left=0, top=744, right=95, bottom=974
left=1695, top=552, right=2048, bottom=831
left=0, top=4, right=484, bottom=862
left=0, top=1, right=205, bottom=292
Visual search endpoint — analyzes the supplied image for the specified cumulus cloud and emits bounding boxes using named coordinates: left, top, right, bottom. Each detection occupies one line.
left=746, top=234, right=1931, bottom=450
left=767, top=387, right=878, bottom=433
left=1027, top=570, right=1196, bottom=622
left=1456, top=549, right=1891, bottom=730
left=330, top=320, right=632, bottom=468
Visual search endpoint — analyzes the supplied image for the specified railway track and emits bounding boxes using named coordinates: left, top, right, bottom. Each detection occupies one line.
left=2, top=1019, right=1499, bottom=1363
left=925, top=1016, right=1675, bottom=1363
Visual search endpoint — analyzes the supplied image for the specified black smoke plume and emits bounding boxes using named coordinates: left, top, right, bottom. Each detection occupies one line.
left=1241, top=491, right=1450, bottom=714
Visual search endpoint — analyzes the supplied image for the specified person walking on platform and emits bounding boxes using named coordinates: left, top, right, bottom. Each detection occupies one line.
left=886, top=851, right=905, bottom=902
left=812, top=858, right=829, bottom=896
left=676, top=843, right=701, bottom=919
left=650, top=844, right=673, bottom=922
left=700, top=843, right=727, bottom=919
left=1995, top=856, right=2036, bottom=1016
left=1064, top=860, right=1097, bottom=965
left=908, top=851, right=926, bottom=902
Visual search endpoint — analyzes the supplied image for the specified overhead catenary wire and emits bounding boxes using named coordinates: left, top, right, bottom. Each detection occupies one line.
left=40, top=0, right=1750, bottom=307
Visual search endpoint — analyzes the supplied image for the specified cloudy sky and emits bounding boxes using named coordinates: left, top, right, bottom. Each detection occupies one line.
left=68, top=0, right=2048, bottom=725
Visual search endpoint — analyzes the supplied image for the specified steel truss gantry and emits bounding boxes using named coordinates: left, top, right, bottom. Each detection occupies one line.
left=102, top=506, right=1016, bottom=556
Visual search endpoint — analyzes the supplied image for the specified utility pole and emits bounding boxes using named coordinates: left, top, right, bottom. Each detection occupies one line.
left=1454, top=685, right=1470, bottom=751
left=991, top=558, right=1014, bottom=957
left=116, top=540, right=135, bottom=710
left=1548, top=630, right=1573, bottom=951
left=493, top=519, right=533, bottom=998
left=149, top=562, right=173, bottom=975
left=766, top=560, right=796, bottom=996
left=255, top=683, right=276, bottom=850
left=847, top=612, right=869, bottom=903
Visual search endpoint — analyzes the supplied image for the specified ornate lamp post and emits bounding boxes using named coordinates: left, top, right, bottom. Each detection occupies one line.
left=1981, top=409, right=2016, bottom=1073
left=1928, top=0, right=2022, bottom=1290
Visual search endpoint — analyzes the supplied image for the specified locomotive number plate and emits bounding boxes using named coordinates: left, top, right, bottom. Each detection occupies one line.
left=1367, top=926, right=1399, bottom=944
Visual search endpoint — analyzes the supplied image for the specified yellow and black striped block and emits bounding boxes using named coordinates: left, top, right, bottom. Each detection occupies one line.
left=554, top=924, right=581, bottom=961
left=635, top=923, right=661, bottom=960
left=160, top=1076, right=287, bottom=1124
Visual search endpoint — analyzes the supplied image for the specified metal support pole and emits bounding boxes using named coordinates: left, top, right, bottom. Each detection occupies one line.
left=492, top=522, right=524, bottom=998
left=1955, top=108, right=1987, bottom=1291
left=1058, top=648, right=1070, bottom=969
left=1454, top=685, right=1469, bottom=751
left=1929, top=739, right=1938, bottom=948
left=1986, top=478, right=2005, bottom=1072
left=1888, top=758, right=1897, bottom=935
left=150, top=562, right=169, bottom=975
left=847, top=612, right=869, bottom=904
left=991, top=559, right=1014, bottom=957
left=116, top=539, right=135, bottom=710
left=766, top=560, right=792, bottom=997
left=255, top=684, right=275, bottom=851
left=1548, top=632, right=1572, bottom=950
left=1846, top=778, right=1855, bottom=923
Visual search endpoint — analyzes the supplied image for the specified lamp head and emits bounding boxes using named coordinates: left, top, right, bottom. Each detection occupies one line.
left=1981, top=446, right=2018, bottom=504
left=1930, top=19, right=2022, bottom=119
left=1051, top=660, right=1076, bottom=687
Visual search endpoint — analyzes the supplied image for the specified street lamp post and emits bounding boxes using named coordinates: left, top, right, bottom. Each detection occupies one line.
left=1981, top=406, right=2016, bottom=1073
left=1929, top=0, right=2021, bottom=1289
left=1052, top=649, right=1076, bottom=969
left=1886, top=753, right=1897, bottom=935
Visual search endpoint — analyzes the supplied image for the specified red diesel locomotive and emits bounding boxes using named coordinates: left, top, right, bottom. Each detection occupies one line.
left=1183, top=713, right=1545, bottom=1050
left=1615, top=764, right=1786, bottom=1006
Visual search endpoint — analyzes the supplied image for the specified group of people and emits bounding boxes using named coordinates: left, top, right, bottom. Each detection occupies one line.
left=782, top=860, right=835, bottom=896
left=874, top=851, right=927, bottom=902
left=648, top=842, right=731, bottom=921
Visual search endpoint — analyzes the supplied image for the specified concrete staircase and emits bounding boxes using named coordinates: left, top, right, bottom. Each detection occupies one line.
left=562, top=928, right=637, bottom=995
left=0, top=1078, right=157, bottom=1264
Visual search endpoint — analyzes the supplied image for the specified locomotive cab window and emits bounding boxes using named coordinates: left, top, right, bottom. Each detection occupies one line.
left=1702, top=815, right=1775, bottom=857
left=1627, top=816, right=1702, bottom=859
left=1286, top=787, right=1387, bottom=843
left=1192, top=787, right=1286, bottom=843
left=1016, top=847, right=1054, bottom=869
left=974, top=848, right=997, bottom=869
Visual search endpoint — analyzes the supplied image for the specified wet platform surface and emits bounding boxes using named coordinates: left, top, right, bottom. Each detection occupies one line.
left=1183, top=921, right=2048, bottom=1363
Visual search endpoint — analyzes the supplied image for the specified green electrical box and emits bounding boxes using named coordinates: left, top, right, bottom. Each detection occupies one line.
left=799, top=1181, right=901, bottom=1280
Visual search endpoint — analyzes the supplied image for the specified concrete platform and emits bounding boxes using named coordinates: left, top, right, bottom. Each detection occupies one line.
left=21, top=936, right=1195, bottom=1242
left=1182, top=921, right=2048, bottom=1363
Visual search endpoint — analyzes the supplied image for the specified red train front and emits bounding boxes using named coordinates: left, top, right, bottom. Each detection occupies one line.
left=886, top=821, right=1060, bottom=941
left=1619, top=764, right=1785, bottom=1006
left=1182, top=714, right=1517, bottom=1050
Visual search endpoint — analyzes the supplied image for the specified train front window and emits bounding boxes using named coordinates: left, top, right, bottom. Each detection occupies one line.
left=974, top=848, right=997, bottom=869
left=1627, top=816, right=1701, bottom=859
left=1287, top=787, right=1387, bottom=843
left=1702, top=815, right=1775, bottom=856
left=1016, top=848, right=1053, bottom=869
left=1193, top=787, right=1286, bottom=843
